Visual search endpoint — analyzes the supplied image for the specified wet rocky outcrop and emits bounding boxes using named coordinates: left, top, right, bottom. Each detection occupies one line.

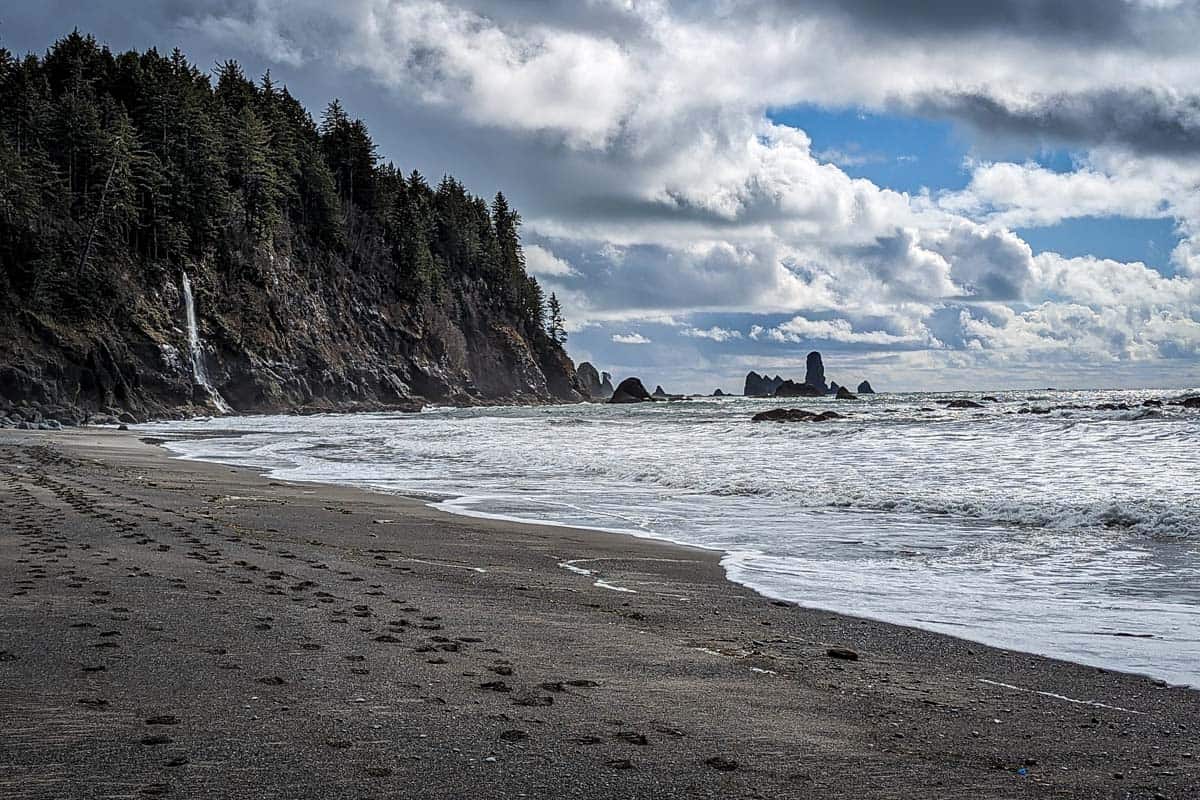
left=857, top=381, right=875, bottom=394
left=752, top=408, right=843, bottom=423
left=835, top=386, right=858, bottom=400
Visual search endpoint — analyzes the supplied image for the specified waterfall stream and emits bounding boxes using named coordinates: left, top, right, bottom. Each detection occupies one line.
left=181, top=272, right=232, bottom=414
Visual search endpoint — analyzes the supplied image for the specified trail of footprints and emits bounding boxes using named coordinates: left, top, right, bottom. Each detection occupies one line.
left=0, top=441, right=703, bottom=796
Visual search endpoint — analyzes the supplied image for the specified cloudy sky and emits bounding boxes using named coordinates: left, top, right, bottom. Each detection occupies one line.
left=8, top=1, right=1200, bottom=392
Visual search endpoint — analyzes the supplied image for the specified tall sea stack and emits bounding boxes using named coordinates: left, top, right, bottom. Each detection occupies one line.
left=804, top=351, right=828, bottom=393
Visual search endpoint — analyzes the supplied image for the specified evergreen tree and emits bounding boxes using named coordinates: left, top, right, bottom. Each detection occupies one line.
left=546, top=293, right=567, bottom=344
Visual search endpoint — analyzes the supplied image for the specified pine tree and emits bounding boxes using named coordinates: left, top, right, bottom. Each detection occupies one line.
left=546, top=292, right=567, bottom=344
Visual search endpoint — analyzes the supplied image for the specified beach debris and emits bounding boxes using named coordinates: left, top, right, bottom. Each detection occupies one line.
left=140, top=734, right=173, bottom=746
left=145, top=715, right=180, bottom=725
left=614, top=732, right=649, bottom=746
left=826, top=647, right=859, bottom=661
left=604, top=759, right=635, bottom=770
left=706, top=756, right=740, bottom=772
left=480, top=680, right=512, bottom=693
left=499, top=729, right=529, bottom=742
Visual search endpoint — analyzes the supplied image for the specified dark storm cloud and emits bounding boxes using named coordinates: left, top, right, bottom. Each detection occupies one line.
left=912, top=88, right=1200, bottom=157
left=761, top=0, right=1181, bottom=44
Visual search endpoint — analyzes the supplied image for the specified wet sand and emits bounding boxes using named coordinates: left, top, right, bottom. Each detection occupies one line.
left=1, top=428, right=1197, bottom=799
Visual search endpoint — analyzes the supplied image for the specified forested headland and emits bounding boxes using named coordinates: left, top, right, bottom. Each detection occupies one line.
left=0, top=31, right=582, bottom=420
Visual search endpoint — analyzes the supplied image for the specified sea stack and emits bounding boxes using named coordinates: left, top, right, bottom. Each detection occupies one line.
left=576, top=362, right=612, bottom=400
left=804, top=351, right=828, bottom=394
left=744, top=371, right=785, bottom=397
left=609, top=377, right=653, bottom=403
left=857, top=380, right=876, bottom=394
left=599, top=372, right=615, bottom=398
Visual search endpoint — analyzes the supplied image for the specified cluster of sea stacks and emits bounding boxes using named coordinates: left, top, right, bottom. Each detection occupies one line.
left=744, top=352, right=874, bottom=400
left=571, top=351, right=878, bottom=408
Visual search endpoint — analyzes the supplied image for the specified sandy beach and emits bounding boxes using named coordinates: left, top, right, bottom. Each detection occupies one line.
left=1, top=428, right=1197, bottom=799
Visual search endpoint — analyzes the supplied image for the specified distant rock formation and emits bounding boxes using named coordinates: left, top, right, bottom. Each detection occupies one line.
left=834, top=386, right=857, bottom=400
left=652, top=385, right=668, bottom=398
left=945, top=399, right=984, bottom=409
left=713, top=388, right=726, bottom=397
left=576, top=362, right=612, bottom=400
left=752, top=408, right=843, bottom=423
left=744, top=371, right=785, bottom=397
left=609, top=377, right=653, bottom=404
left=774, top=380, right=822, bottom=398
left=745, top=352, right=875, bottom=400
left=600, top=372, right=615, bottom=398
left=804, top=351, right=828, bottom=394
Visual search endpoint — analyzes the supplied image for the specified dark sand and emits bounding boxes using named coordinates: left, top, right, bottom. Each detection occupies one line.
left=1, top=428, right=1197, bottom=799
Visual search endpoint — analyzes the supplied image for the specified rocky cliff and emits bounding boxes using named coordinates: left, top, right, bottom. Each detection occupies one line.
left=0, top=251, right=585, bottom=420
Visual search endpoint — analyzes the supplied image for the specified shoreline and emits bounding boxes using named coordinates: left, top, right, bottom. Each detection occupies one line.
left=2, top=427, right=1198, bottom=798
left=149, top=422, right=1198, bottom=690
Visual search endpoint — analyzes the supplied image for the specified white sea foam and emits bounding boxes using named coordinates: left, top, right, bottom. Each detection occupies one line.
left=145, top=389, right=1200, bottom=686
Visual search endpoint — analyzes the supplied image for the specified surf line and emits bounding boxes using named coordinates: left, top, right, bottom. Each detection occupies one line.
left=399, top=557, right=487, bottom=574
left=558, top=559, right=636, bottom=594
left=978, top=679, right=1144, bottom=715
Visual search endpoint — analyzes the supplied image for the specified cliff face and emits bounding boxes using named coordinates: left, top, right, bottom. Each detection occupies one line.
left=0, top=244, right=584, bottom=418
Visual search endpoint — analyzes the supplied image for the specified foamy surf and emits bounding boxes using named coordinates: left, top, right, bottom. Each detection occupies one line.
left=144, top=389, right=1200, bottom=686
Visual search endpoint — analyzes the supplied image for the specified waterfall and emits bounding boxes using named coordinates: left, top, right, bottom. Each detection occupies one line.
left=181, top=272, right=232, bottom=414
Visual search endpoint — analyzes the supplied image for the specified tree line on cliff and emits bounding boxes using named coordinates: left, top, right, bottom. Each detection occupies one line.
left=0, top=31, right=556, bottom=341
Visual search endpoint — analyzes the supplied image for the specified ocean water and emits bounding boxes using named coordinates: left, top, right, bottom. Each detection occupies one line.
left=144, top=390, right=1200, bottom=686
